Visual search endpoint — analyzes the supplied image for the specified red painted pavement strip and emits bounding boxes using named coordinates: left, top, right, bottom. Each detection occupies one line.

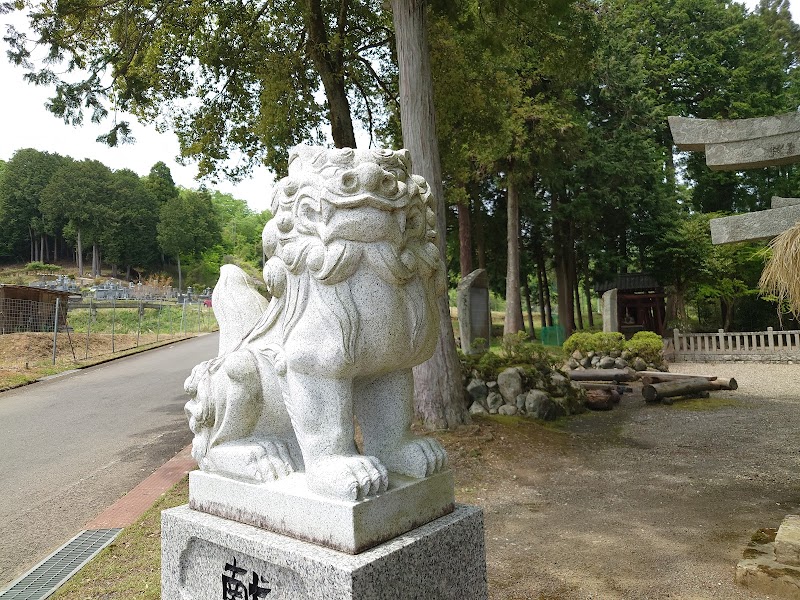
left=85, top=445, right=196, bottom=529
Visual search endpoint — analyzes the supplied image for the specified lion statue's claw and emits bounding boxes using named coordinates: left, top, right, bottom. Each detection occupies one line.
left=307, top=455, right=389, bottom=501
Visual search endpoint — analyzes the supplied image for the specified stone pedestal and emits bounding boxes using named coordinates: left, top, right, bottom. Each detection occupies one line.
left=162, top=503, right=488, bottom=600
left=188, top=470, right=455, bottom=554
left=737, top=515, right=800, bottom=598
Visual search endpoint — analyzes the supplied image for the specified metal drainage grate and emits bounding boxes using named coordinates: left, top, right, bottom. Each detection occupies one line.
left=0, top=529, right=121, bottom=600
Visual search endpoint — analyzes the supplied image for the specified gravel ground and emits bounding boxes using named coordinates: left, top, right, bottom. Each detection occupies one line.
left=448, top=361, right=800, bottom=600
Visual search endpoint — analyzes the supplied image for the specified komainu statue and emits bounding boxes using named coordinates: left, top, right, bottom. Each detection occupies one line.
left=184, top=146, right=449, bottom=501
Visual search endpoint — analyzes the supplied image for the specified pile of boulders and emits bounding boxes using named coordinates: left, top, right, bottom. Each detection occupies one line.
left=565, top=349, right=667, bottom=373
left=466, top=367, right=585, bottom=421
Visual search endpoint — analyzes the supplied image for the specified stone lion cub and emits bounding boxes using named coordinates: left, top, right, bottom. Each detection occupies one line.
left=184, top=146, right=448, bottom=501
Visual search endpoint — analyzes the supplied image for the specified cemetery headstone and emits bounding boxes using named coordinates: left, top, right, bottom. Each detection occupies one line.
left=457, top=268, right=492, bottom=354
left=162, top=145, right=488, bottom=599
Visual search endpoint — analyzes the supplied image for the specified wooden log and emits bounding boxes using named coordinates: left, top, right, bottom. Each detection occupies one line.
left=637, top=371, right=717, bottom=382
left=573, top=382, right=632, bottom=394
left=567, top=369, right=637, bottom=382
left=709, top=378, right=738, bottom=391
left=643, top=379, right=714, bottom=403
left=641, top=373, right=737, bottom=390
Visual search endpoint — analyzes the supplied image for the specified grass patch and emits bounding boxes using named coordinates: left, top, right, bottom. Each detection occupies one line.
left=51, top=477, right=189, bottom=600
left=0, top=336, right=199, bottom=391
left=669, top=397, right=742, bottom=411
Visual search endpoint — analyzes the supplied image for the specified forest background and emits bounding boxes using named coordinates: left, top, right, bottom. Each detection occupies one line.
left=1, top=0, right=800, bottom=349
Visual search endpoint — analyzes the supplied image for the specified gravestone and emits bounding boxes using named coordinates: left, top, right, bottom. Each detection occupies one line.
left=457, top=269, right=492, bottom=354
left=162, top=146, right=488, bottom=599
left=601, top=289, right=619, bottom=333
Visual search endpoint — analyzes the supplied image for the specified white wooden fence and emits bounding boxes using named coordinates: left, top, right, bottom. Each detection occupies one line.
left=671, top=327, right=800, bottom=362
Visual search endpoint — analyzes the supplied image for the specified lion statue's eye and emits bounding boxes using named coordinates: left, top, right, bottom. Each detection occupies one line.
left=341, top=171, right=359, bottom=193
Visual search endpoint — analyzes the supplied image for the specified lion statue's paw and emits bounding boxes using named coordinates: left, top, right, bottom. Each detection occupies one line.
left=307, top=455, right=389, bottom=501
left=380, top=437, right=448, bottom=479
left=202, top=439, right=297, bottom=483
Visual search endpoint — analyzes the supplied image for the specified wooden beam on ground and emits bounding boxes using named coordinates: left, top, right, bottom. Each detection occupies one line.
left=637, top=371, right=717, bottom=382
left=642, top=378, right=738, bottom=403
left=567, top=369, right=638, bottom=382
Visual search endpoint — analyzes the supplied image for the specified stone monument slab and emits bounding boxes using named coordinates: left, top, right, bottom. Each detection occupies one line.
left=457, top=269, right=492, bottom=354
left=602, top=288, right=618, bottom=333
left=188, top=469, right=455, bottom=554
left=162, top=504, right=488, bottom=600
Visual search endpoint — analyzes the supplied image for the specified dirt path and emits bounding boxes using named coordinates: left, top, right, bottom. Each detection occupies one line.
left=441, top=362, right=800, bottom=599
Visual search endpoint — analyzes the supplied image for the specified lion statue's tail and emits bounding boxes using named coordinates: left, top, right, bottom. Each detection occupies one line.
left=212, top=264, right=270, bottom=356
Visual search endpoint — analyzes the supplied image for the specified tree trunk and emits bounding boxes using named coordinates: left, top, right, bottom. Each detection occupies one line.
left=474, top=197, right=487, bottom=270
left=536, top=256, right=546, bottom=328
left=302, top=0, right=357, bottom=148
left=76, top=228, right=84, bottom=277
left=30, top=228, right=34, bottom=263
left=553, top=212, right=575, bottom=335
left=584, top=279, right=594, bottom=328
left=523, top=277, right=536, bottom=340
left=573, top=273, right=584, bottom=330
left=177, top=255, right=183, bottom=293
left=53, top=235, right=58, bottom=263
left=457, top=198, right=473, bottom=278
left=504, top=174, right=523, bottom=335
left=92, top=244, right=99, bottom=277
left=127, top=265, right=131, bottom=281
left=391, top=0, right=467, bottom=430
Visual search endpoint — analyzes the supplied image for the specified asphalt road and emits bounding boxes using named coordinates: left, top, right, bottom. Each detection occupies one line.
left=0, top=332, right=219, bottom=588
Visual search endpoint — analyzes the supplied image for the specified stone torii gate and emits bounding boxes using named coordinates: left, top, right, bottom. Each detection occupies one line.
left=669, top=112, right=800, bottom=595
left=668, top=113, right=800, bottom=245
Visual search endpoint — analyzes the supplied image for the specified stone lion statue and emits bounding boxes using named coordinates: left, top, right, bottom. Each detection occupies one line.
left=184, top=146, right=448, bottom=501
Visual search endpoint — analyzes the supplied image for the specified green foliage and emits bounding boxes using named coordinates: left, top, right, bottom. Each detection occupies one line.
left=24, top=261, right=60, bottom=273
left=460, top=332, right=562, bottom=382
left=562, top=331, right=625, bottom=355
left=624, top=331, right=664, bottom=364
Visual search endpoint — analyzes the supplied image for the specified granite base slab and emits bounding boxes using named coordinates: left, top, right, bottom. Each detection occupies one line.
left=162, top=503, right=488, bottom=600
left=188, top=470, right=454, bottom=554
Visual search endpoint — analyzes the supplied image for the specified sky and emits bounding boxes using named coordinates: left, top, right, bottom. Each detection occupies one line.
left=0, top=1, right=797, bottom=213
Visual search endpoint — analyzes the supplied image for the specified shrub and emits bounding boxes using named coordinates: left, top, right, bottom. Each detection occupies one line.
left=592, top=332, right=626, bottom=355
left=563, top=331, right=625, bottom=355
left=563, top=332, right=593, bottom=355
left=624, top=331, right=664, bottom=364
left=25, top=261, right=60, bottom=273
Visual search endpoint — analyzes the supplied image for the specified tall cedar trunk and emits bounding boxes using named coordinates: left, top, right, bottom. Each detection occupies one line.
left=584, top=278, right=594, bottom=328
left=391, top=0, right=467, bottom=430
left=457, top=198, right=473, bottom=278
left=53, top=235, right=58, bottom=262
left=474, top=197, right=487, bottom=270
left=76, top=228, right=84, bottom=277
left=177, top=255, right=183, bottom=293
left=126, top=265, right=131, bottom=281
left=553, top=210, right=575, bottom=336
left=523, top=277, right=536, bottom=340
left=40, top=235, right=45, bottom=264
left=30, top=228, right=34, bottom=263
left=543, top=267, right=553, bottom=327
left=303, top=0, right=357, bottom=149
left=44, top=236, right=49, bottom=263
left=92, top=244, right=99, bottom=277
left=573, top=273, right=584, bottom=330
left=504, top=174, right=523, bottom=335
left=536, top=255, right=546, bottom=328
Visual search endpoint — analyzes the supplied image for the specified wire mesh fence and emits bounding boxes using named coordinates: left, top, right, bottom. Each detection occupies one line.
left=0, top=298, right=217, bottom=372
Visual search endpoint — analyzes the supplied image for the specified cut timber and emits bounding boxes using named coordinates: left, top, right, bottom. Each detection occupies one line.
left=638, top=371, right=717, bottom=382
left=567, top=369, right=637, bottom=382
left=643, top=378, right=738, bottom=403
left=574, top=382, right=633, bottom=394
